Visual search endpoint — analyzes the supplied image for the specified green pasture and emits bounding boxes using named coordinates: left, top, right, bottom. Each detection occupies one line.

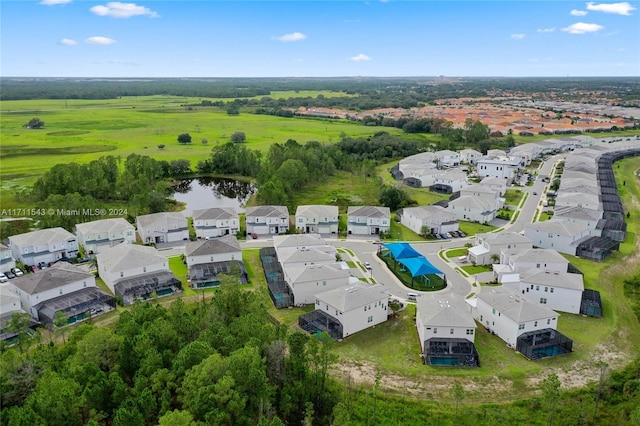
left=0, top=97, right=404, bottom=183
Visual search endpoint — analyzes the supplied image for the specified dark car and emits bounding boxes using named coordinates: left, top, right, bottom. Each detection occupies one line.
left=433, top=233, right=442, bottom=240
left=450, top=231, right=460, bottom=238
left=458, top=231, right=467, bottom=238
left=5, top=271, right=16, bottom=279
left=440, top=233, right=449, bottom=239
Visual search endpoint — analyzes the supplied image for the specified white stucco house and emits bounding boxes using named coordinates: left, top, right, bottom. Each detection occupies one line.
left=75, top=218, right=136, bottom=255
left=460, top=148, right=482, bottom=165
left=0, top=287, right=31, bottom=341
left=399, top=205, right=459, bottom=235
left=347, top=206, right=391, bottom=236
left=552, top=206, right=603, bottom=232
left=476, top=156, right=521, bottom=183
left=479, top=177, right=508, bottom=196
left=434, top=150, right=460, bottom=168
left=5, top=262, right=96, bottom=320
left=471, top=288, right=560, bottom=348
left=8, top=227, right=79, bottom=267
left=185, top=235, right=242, bottom=267
left=504, top=270, right=584, bottom=314
left=245, top=205, right=290, bottom=236
left=295, top=205, right=339, bottom=234
left=524, top=220, right=593, bottom=255
left=433, top=169, right=468, bottom=192
left=311, top=283, right=390, bottom=338
left=97, top=243, right=180, bottom=304
left=416, top=294, right=477, bottom=347
left=283, top=263, right=350, bottom=305
left=192, top=208, right=239, bottom=239
left=468, top=232, right=533, bottom=266
left=500, top=248, right=570, bottom=274
left=136, top=212, right=189, bottom=244
left=448, top=195, right=499, bottom=224
left=273, top=233, right=327, bottom=252
left=0, top=244, right=16, bottom=273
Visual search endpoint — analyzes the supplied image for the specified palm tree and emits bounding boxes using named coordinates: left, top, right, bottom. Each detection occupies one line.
left=490, top=253, right=500, bottom=264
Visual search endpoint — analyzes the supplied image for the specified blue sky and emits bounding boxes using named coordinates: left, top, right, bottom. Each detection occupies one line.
left=1, top=1, right=638, bottom=77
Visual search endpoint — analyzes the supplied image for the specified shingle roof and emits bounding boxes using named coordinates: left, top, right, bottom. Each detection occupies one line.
left=278, top=247, right=336, bottom=264
left=526, top=220, right=590, bottom=237
left=417, top=295, right=476, bottom=328
left=403, top=205, right=457, bottom=223
left=8, top=227, right=75, bottom=247
left=245, top=205, right=289, bottom=218
left=347, top=206, right=390, bottom=219
left=295, top=205, right=339, bottom=218
left=185, top=235, right=241, bottom=257
left=316, top=283, right=389, bottom=312
left=136, top=212, right=187, bottom=228
left=553, top=206, right=602, bottom=221
left=192, top=207, right=237, bottom=221
left=75, top=218, right=134, bottom=235
left=273, top=234, right=326, bottom=250
left=519, top=269, right=584, bottom=291
left=449, top=195, right=495, bottom=212
left=504, top=248, right=569, bottom=265
left=11, top=262, right=94, bottom=295
left=97, top=243, right=166, bottom=272
left=284, top=263, right=349, bottom=284
left=478, top=232, right=532, bottom=245
left=477, top=288, right=558, bottom=323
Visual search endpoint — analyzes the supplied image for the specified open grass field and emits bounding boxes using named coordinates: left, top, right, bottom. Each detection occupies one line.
left=0, top=95, right=404, bottom=185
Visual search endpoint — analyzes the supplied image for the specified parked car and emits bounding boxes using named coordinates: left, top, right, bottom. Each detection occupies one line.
left=458, top=231, right=467, bottom=238
left=12, top=268, right=23, bottom=277
left=251, top=233, right=258, bottom=239
left=5, top=271, right=16, bottom=279
left=364, top=262, right=372, bottom=270
left=450, top=231, right=460, bottom=238
left=433, top=233, right=442, bottom=240
left=445, top=232, right=453, bottom=239
left=533, top=191, right=538, bottom=196
left=0, top=272, right=7, bottom=283
left=439, top=233, right=449, bottom=239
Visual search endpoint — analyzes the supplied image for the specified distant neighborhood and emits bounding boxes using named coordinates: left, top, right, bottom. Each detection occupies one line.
left=1, top=135, right=638, bottom=368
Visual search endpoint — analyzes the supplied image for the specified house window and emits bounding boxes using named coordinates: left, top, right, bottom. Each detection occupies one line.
left=534, top=321, right=538, bottom=327
left=519, top=324, right=525, bottom=330
left=466, top=329, right=474, bottom=335
left=336, top=310, right=339, bottom=316
left=59, top=289, right=63, bottom=295
left=83, top=281, right=86, bottom=288
left=536, top=263, right=541, bottom=268
left=326, top=305, right=328, bottom=310
left=540, top=298, right=547, bottom=304
left=480, top=315, right=483, bottom=322
left=492, top=308, right=496, bottom=315
left=545, top=287, right=549, bottom=292
left=143, top=267, right=147, bottom=273
left=368, top=316, right=373, bottom=323
left=364, top=306, right=367, bottom=311
left=450, top=328, right=454, bottom=335
left=550, top=288, right=554, bottom=293
left=547, top=319, right=551, bottom=325
left=316, top=300, right=320, bottom=305
left=120, top=272, right=124, bottom=278
left=536, top=286, right=540, bottom=291
left=433, top=328, right=437, bottom=334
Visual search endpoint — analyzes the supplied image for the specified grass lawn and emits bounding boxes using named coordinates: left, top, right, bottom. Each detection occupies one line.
left=387, top=217, right=425, bottom=241
left=504, top=188, right=525, bottom=205
left=168, top=255, right=193, bottom=295
left=457, top=221, right=497, bottom=236
left=461, top=264, right=492, bottom=275
left=378, top=252, right=445, bottom=291
left=445, top=248, right=469, bottom=258
left=496, top=208, right=514, bottom=220
left=538, top=211, right=553, bottom=222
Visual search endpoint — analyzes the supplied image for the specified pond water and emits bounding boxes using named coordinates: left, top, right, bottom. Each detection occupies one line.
left=172, top=177, right=256, bottom=217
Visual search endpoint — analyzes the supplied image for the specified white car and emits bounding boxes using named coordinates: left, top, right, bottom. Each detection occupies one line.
left=364, top=262, right=372, bottom=270
left=0, top=272, right=7, bottom=283
left=12, top=268, right=23, bottom=277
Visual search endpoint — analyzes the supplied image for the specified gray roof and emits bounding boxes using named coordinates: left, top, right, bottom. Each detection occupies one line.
left=185, top=235, right=241, bottom=257
left=477, top=288, right=558, bottom=323
left=504, top=248, right=569, bottom=265
left=97, top=243, right=166, bottom=272
left=480, top=177, right=508, bottom=186
left=347, top=205, right=391, bottom=219
left=278, top=247, right=336, bottom=264
left=10, top=262, right=94, bottom=295
left=0, top=243, right=8, bottom=251
left=402, top=205, right=457, bottom=223
left=273, top=234, right=326, bottom=250
left=316, top=283, right=389, bottom=312
left=192, top=207, right=237, bottom=221
left=417, top=294, right=476, bottom=328
left=461, top=183, right=499, bottom=196
left=478, top=232, right=532, bottom=246
left=558, top=185, right=601, bottom=196
left=449, top=195, right=495, bottom=212
left=8, top=227, right=76, bottom=247
left=0, top=286, right=20, bottom=304
left=295, top=205, right=339, bottom=218
left=553, top=205, right=603, bottom=221
left=519, top=269, right=584, bottom=291
left=136, top=212, right=187, bottom=228
left=526, top=220, right=590, bottom=237
left=245, top=205, right=289, bottom=218
left=285, top=263, right=349, bottom=284
left=75, top=218, right=134, bottom=235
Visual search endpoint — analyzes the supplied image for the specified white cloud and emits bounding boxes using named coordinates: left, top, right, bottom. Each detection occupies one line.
left=60, top=38, right=77, bottom=46
left=562, top=22, right=605, bottom=34
left=571, top=9, right=588, bottom=16
left=586, top=2, right=636, bottom=15
left=90, top=2, right=159, bottom=18
left=273, top=32, right=307, bottom=42
left=511, top=33, right=525, bottom=39
left=40, top=0, right=72, bottom=5
left=349, top=53, right=372, bottom=62
left=85, top=36, right=116, bottom=45
left=537, top=27, right=556, bottom=33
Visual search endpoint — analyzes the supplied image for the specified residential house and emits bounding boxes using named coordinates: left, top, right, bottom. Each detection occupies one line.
left=460, top=148, right=482, bottom=165
left=97, top=243, right=181, bottom=305
left=524, top=220, right=593, bottom=255
left=416, top=294, right=479, bottom=366
left=0, top=287, right=31, bottom=341
left=184, top=235, right=246, bottom=288
left=347, top=206, right=391, bottom=236
left=277, top=246, right=338, bottom=269
left=0, top=244, right=16, bottom=273
left=476, top=156, right=521, bottom=183
left=479, top=177, right=508, bottom=195
left=273, top=234, right=327, bottom=252
left=471, top=287, right=560, bottom=348
left=245, top=205, right=290, bottom=236
left=399, top=205, right=459, bottom=235
left=500, top=248, right=570, bottom=274
left=283, top=263, right=350, bottom=305
left=4, top=262, right=113, bottom=323
left=504, top=270, right=584, bottom=314
left=136, top=212, right=189, bottom=244
left=306, top=283, right=390, bottom=338
left=192, top=208, right=239, bottom=239
left=553, top=206, right=603, bottom=232
left=75, top=218, right=136, bottom=255
left=434, top=150, right=460, bottom=168
left=447, top=195, right=499, bottom=224
left=433, top=169, right=468, bottom=193
left=8, top=227, right=78, bottom=266
left=468, top=232, right=533, bottom=266
left=295, top=205, right=339, bottom=234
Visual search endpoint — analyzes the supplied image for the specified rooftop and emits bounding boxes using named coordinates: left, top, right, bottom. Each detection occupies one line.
left=316, top=283, right=389, bottom=312
left=9, top=227, right=76, bottom=247
left=10, top=262, right=94, bottom=295
left=476, top=288, right=559, bottom=323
